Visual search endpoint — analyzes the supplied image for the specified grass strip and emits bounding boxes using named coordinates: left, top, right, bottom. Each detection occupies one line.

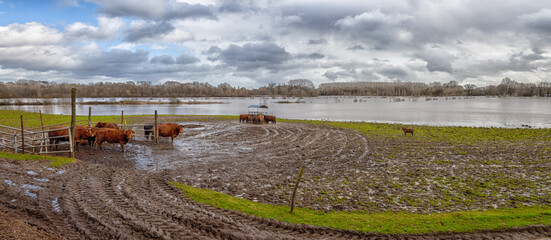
left=0, top=109, right=235, bottom=128
left=0, top=152, right=75, bottom=167
left=279, top=119, right=551, bottom=144
left=172, top=182, right=551, bottom=234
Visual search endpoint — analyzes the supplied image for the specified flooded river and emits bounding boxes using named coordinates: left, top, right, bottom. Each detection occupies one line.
left=1, top=96, right=550, bottom=128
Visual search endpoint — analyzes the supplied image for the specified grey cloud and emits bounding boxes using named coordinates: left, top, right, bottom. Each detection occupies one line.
left=378, top=66, right=408, bottom=79
left=414, top=49, right=455, bottom=73
left=218, top=42, right=290, bottom=70
left=151, top=54, right=175, bottom=64
left=323, top=71, right=338, bottom=80
left=308, top=39, right=327, bottom=45
left=297, top=53, right=324, bottom=59
left=348, top=45, right=364, bottom=51
left=93, top=0, right=214, bottom=20
left=335, top=9, right=413, bottom=49
left=518, top=8, right=551, bottom=32
left=124, top=21, right=174, bottom=42
left=218, top=2, right=243, bottom=13
left=150, top=54, right=199, bottom=65
left=175, top=54, right=199, bottom=64
left=76, top=49, right=149, bottom=77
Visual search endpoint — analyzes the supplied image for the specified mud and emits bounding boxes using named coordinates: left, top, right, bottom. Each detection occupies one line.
left=1, top=118, right=551, bottom=239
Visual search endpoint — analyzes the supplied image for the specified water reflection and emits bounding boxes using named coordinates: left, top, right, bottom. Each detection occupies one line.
left=1, top=96, right=550, bottom=128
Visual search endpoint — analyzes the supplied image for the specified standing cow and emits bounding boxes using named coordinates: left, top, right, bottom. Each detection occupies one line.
left=251, top=114, right=264, bottom=124
left=95, top=122, right=119, bottom=129
left=155, top=123, right=184, bottom=143
left=95, top=129, right=134, bottom=152
left=264, top=115, right=276, bottom=124
left=48, top=126, right=95, bottom=150
left=239, top=114, right=250, bottom=123
left=144, top=125, right=154, bottom=139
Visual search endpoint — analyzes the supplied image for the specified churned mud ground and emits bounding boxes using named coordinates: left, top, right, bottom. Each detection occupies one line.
left=1, top=116, right=551, bottom=239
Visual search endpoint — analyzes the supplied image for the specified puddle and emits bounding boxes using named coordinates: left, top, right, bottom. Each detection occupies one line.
left=22, top=184, right=43, bottom=190
left=27, top=171, right=38, bottom=175
left=52, top=198, right=62, bottom=213
left=3, top=179, right=15, bottom=186
left=33, top=178, right=50, bottom=182
left=24, top=189, right=37, bottom=198
left=57, top=170, right=66, bottom=175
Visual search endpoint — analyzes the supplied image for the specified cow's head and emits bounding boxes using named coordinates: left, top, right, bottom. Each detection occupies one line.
left=124, top=130, right=134, bottom=140
left=85, top=127, right=95, bottom=138
left=178, top=125, right=184, bottom=133
left=95, top=122, right=106, bottom=128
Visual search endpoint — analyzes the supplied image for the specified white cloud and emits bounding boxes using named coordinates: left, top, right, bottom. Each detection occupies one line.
left=65, top=16, right=124, bottom=41
left=110, top=43, right=136, bottom=50
left=0, top=22, right=63, bottom=47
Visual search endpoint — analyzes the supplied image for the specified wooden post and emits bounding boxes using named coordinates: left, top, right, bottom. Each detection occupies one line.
left=88, top=107, right=92, bottom=127
left=154, top=110, right=159, bottom=144
left=70, top=88, right=76, bottom=158
left=40, top=110, right=45, bottom=152
left=20, top=115, right=25, bottom=154
left=121, top=111, right=124, bottom=125
left=290, top=166, right=306, bottom=213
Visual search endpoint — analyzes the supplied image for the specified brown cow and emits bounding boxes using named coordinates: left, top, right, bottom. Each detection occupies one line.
left=48, top=126, right=95, bottom=150
left=239, top=114, right=250, bottom=123
left=402, top=127, right=414, bottom=136
left=156, top=123, right=184, bottom=143
left=95, top=128, right=134, bottom=152
left=251, top=114, right=264, bottom=124
left=95, top=122, right=119, bottom=129
left=264, top=115, right=276, bottom=124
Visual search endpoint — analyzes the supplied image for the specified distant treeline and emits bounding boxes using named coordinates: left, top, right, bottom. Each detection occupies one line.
left=1, top=78, right=550, bottom=98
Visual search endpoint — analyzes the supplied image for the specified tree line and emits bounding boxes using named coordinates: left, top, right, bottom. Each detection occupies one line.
left=0, top=78, right=550, bottom=98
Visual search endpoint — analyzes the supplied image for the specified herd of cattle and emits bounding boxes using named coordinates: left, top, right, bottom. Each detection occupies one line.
left=239, top=114, right=276, bottom=124
left=47, top=122, right=184, bottom=152
left=46, top=114, right=274, bottom=152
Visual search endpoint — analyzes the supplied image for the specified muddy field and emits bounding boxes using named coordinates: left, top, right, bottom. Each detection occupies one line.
left=1, top=117, right=551, bottom=239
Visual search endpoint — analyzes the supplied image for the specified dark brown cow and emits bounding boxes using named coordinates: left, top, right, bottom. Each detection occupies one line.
left=239, top=114, right=250, bottom=123
left=48, top=126, right=95, bottom=150
left=156, top=123, right=184, bottom=143
left=264, top=115, right=276, bottom=124
left=95, top=128, right=134, bottom=152
left=402, top=127, right=414, bottom=136
left=95, top=122, right=119, bottom=129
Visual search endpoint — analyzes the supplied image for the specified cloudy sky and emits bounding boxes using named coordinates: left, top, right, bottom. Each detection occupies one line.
left=0, top=0, right=550, bottom=87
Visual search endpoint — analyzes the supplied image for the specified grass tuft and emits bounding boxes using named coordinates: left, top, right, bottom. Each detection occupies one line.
left=0, top=152, right=75, bottom=167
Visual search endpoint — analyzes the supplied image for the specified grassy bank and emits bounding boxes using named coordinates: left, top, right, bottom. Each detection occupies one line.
left=0, top=152, right=75, bottom=167
left=172, top=182, right=551, bottom=234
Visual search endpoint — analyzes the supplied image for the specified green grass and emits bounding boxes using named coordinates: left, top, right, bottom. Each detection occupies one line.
left=172, top=182, right=551, bottom=234
left=0, top=109, right=236, bottom=128
left=279, top=119, right=551, bottom=144
left=0, top=152, right=75, bottom=167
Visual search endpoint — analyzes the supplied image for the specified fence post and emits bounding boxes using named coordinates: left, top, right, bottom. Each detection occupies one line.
left=121, top=110, right=124, bottom=125
left=13, top=133, right=17, bottom=153
left=70, top=88, right=76, bottom=158
left=290, top=166, right=306, bottom=213
left=88, top=107, right=92, bottom=127
left=154, top=110, right=159, bottom=144
left=40, top=110, right=45, bottom=153
left=20, top=115, right=25, bottom=154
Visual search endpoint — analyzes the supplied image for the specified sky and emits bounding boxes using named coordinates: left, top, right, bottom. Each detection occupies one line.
left=0, top=0, right=550, bottom=88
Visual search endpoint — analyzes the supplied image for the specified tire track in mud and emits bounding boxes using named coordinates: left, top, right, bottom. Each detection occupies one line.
left=2, top=163, right=551, bottom=240
left=2, top=121, right=551, bottom=239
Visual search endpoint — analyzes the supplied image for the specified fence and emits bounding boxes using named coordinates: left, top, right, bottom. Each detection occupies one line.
left=0, top=124, right=73, bottom=155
